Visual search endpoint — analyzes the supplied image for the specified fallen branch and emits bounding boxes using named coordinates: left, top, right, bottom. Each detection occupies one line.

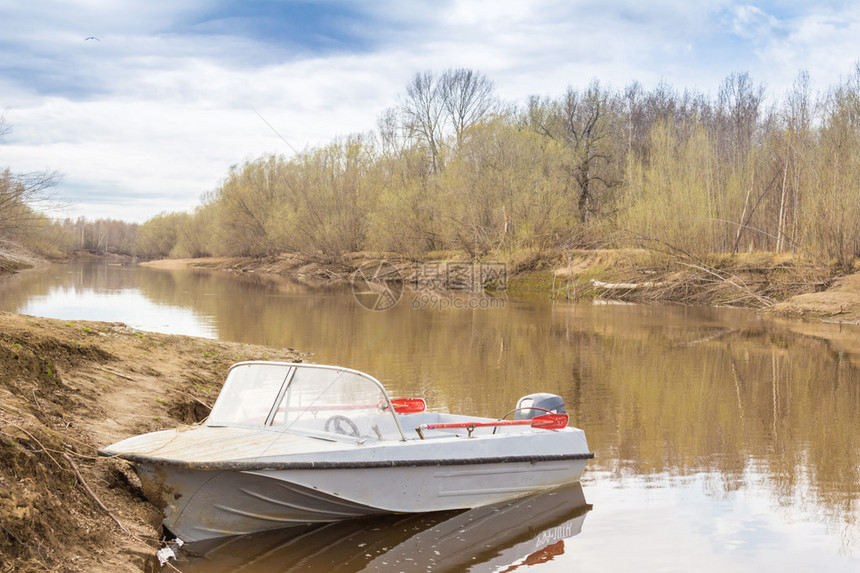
left=163, top=560, right=185, bottom=572
left=178, top=391, right=212, bottom=410
left=677, top=262, right=775, bottom=308
left=96, top=366, right=135, bottom=382
left=8, top=423, right=62, bottom=471
left=61, top=452, right=144, bottom=544
left=589, top=279, right=663, bottom=290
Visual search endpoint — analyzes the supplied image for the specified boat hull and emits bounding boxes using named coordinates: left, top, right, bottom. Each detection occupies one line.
left=138, top=454, right=591, bottom=541
left=175, top=481, right=591, bottom=572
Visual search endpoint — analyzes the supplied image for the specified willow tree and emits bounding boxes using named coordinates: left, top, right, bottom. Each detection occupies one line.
left=438, top=118, right=572, bottom=255
left=620, top=120, right=719, bottom=255
left=271, top=134, right=376, bottom=259
left=207, top=156, right=289, bottom=256
left=804, top=67, right=860, bottom=270
left=173, top=205, right=213, bottom=258
left=134, top=212, right=185, bottom=259
left=365, top=144, right=441, bottom=256
left=523, top=81, right=621, bottom=224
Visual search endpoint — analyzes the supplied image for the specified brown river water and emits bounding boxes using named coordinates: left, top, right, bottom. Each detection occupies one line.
left=2, top=262, right=859, bottom=572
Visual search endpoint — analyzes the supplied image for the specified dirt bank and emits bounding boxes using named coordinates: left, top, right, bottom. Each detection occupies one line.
left=141, top=251, right=860, bottom=324
left=140, top=253, right=356, bottom=281
left=770, top=272, right=860, bottom=324
left=0, top=243, right=44, bottom=275
left=0, top=312, right=303, bottom=572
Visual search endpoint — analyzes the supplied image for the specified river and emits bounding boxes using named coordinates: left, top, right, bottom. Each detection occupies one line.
left=2, top=261, right=859, bottom=572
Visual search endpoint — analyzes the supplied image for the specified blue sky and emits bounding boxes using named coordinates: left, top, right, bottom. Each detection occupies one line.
left=1, top=0, right=859, bottom=222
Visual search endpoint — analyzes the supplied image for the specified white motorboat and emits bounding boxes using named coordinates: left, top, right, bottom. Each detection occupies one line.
left=99, top=362, right=593, bottom=542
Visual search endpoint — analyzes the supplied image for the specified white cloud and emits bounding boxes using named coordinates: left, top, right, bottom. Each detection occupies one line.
left=728, top=2, right=860, bottom=99
left=2, top=1, right=860, bottom=222
left=730, top=4, right=781, bottom=39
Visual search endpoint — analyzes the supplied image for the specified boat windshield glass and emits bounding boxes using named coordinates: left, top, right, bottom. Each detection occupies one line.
left=207, top=363, right=405, bottom=441
left=272, top=366, right=404, bottom=441
left=207, top=363, right=291, bottom=426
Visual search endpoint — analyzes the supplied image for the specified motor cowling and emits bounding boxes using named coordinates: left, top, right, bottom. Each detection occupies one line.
left=514, top=393, right=566, bottom=420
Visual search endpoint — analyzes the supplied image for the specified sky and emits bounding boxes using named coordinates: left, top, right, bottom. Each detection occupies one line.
left=1, top=0, right=859, bottom=223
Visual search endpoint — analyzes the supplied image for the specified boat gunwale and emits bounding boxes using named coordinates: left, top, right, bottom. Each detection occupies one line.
left=98, top=451, right=595, bottom=471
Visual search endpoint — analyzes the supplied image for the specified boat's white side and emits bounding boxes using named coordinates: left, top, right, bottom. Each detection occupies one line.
left=104, top=416, right=592, bottom=541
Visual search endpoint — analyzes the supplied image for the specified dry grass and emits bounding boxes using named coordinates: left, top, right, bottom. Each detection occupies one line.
left=0, top=239, right=43, bottom=274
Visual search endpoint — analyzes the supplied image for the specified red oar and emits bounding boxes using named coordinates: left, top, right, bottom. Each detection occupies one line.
left=416, top=413, right=568, bottom=438
left=389, top=398, right=426, bottom=414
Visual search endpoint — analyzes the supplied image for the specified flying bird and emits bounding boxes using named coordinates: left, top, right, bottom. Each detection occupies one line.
left=85, top=36, right=100, bottom=41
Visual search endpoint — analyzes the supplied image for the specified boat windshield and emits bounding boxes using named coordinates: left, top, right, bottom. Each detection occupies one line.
left=207, top=362, right=406, bottom=441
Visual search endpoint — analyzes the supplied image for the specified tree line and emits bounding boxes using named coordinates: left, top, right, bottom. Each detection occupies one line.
left=4, top=66, right=860, bottom=271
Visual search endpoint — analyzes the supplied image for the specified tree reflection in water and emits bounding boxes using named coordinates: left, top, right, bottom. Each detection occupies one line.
left=2, top=262, right=859, bottom=570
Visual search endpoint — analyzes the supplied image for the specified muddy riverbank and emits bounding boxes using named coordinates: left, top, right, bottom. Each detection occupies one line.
left=141, top=250, right=860, bottom=324
left=0, top=312, right=302, bottom=572
left=5, top=245, right=858, bottom=323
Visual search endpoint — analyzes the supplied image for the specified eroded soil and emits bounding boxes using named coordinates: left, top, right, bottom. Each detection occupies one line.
left=0, top=312, right=302, bottom=572
left=144, top=252, right=860, bottom=323
left=771, top=272, right=860, bottom=324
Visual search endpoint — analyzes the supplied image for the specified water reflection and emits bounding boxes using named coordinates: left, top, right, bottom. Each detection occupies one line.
left=2, top=263, right=218, bottom=337
left=2, top=262, right=860, bottom=567
left=174, top=482, right=590, bottom=572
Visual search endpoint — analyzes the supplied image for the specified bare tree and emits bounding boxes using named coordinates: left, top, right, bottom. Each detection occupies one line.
left=0, top=169, right=62, bottom=237
left=0, top=115, right=62, bottom=241
left=377, top=106, right=406, bottom=157
left=401, top=72, right=446, bottom=173
left=439, top=68, right=497, bottom=146
left=773, top=70, right=814, bottom=253
left=520, top=95, right=555, bottom=136
left=717, top=72, right=765, bottom=164
left=399, top=69, right=497, bottom=173
left=716, top=73, right=767, bottom=252
left=558, top=81, right=620, bottom=223
left=808, top=64, right=860, bottom=270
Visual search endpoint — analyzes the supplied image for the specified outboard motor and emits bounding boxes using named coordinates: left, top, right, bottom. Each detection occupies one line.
left=514, top=393, right=566, bottom=420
